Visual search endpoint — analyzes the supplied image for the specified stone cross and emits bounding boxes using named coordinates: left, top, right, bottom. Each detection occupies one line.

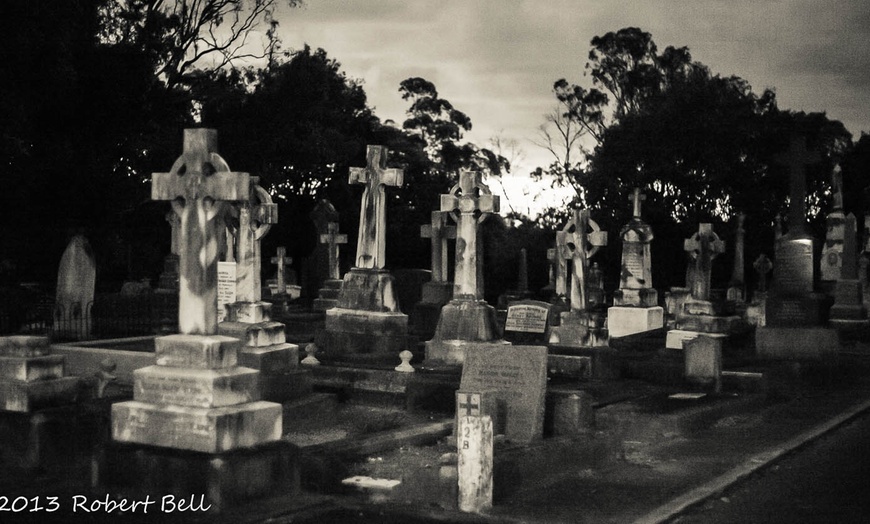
left=832, top=165, right=844, bottom=211
left=441, top=170, right=500, bottom=299
left=319, top=222, right=347, bottom=281
left=775, top=136, right=821, bottom=236
left=546, top=247, right=558, bottom=294
left=554, top=234, right=570, bottom=298
left=151, top=129, right=249, bottom=335
left=270, top=246, right=290, bottom=295
left=348, top=145, right=403, bottom=269
left=683, top=223, right=726, bottom=302
left=560, top=209, right=608, bottom=312
left=234, top=183, right=278, bottom=303
left=753, top=254, right=773, bottom=294
left=420, top=211, right=456, bottom=283
left=458, top=392, right=481, bottom=417
left=727, top=214, right=746, bottom=301
left=630, top=187, right=646, bottom=220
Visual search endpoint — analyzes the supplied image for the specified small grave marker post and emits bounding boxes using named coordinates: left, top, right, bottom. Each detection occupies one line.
left=457, top=415, right=493, bottom=514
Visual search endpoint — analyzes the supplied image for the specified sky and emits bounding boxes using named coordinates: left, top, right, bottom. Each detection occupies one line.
left=275, top=0, right=870, bottom=215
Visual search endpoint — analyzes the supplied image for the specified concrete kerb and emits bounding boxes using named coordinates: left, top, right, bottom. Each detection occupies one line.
left=632, top=397, right=870, bottom=524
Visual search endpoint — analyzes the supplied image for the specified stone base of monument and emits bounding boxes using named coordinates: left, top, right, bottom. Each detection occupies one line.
left=546, top=311, right=608, bottom=348
left=0, top=336, right=81, bottom=412
left=425, top=340, right=512, bottom=366
left=422, top=281, right=454, bottom=305
left=320, top=308, right=409, bottom=356
left=675, top=313, right=746, bottom=335
left=313, top=279, right=343, bottom=311
left=665, top=287, right=691, bottom=324
left=411, top=301, right=446, bottom=341
left=766, top=292, right=833, bottom=327
left=606, top=306, right=664, bottom=338
left=613, top=288, right=658, bottom=308
left=99, top=440, right=299, bottom=513
left=755, top=327, right=839, bottom=361
left=829, top=279, right=868, bottom=321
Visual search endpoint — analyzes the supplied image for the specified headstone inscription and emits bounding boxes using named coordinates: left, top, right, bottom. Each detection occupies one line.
left=320, top=146, right=409, bottom=359
left=113, top=128, right=282, bottom=452
left=53, top=235, right=96, bottom=340
left=425, top=170, right=507, bottom=366
left=217, top=261, right=237, bottom=323
left=459, top=345, right=547, bottom=444
left=608, top=188, right=664, bottom=337
left=503, top=300, right=553, bottom=344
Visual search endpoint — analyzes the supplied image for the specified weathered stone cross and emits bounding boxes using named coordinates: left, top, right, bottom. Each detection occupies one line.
left=319, top=222, right=347, bottom=281
left=560, top=209, right=608, bottom=312
left=349, top=146, right=404, bottom=269
left=235, top=183, right=277, bottom=303
left=441, top=170, right=500, bottom=299
left=458, top=392, right=481, bottom=417
left=727, top=214, right=746, bottom=301
left=630, top=187, right=646, bottom=220
left=151, top=128, right=249, bottom=334
left=420, top=211, right=457, bottom=283
left=775, top=136, right=821, bottom=236
left=270, top=247, right=291, bottom=295
left=684, top=223, right=726, bottom=302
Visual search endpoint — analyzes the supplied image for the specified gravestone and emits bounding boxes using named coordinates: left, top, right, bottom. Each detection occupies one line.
left=547, top=208, right=609, bottom=348
left=307, top=199, right=340, bottom=300
left=746, top=254, right=773, bottom=327
left=459, top=345, right=547, bottom=444
left=503, top=299, right=553, bottom=344
left=412, top=211, right=457, bottom=340
left=218, top=181, right=306, bottom=402
left=266, top=246, right=301, bottom=307
left=457, top=415, right=493, bottom=514
left=426, top=170, right=507, bottom=366
left=108, top=128, right=295, bottom=511
left=497, top=248, right=535, bottom=309
left=667, top=223, right=744, bottom=350
left=320, top=145, right=409, bottom=360
left=829, top=213, right=868, bottom=328
left=757, top=136, right=839, bottom=360
left=312, top=222, right=347, bottom=311
left=53, top=235, right=96, bottom=340
left=684, top=334, right=723, bottom=393
left=608, top=188, right=664, bottom=337
left=820, top=166, right=846, bottom=284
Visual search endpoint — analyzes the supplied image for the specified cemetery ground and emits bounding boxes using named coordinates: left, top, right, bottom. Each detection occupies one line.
left=2, top=338, right=870, bottom=523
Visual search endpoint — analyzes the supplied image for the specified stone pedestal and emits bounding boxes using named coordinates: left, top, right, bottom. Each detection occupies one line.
left=425, top=299, right=507, bottom=365
left=112, top=334, right=282, bottom=453
left=756, top=327, right=839, bottom=361
left=546, top=310, right=608, bottom=348
left=218, top=301, right=308, bottom=402
left=313, top=279, right=343, bottom=311
left=0, top=336, right=80, bottom=413
left=319, top=268, right=409, bottom=357
left=606, top=306, right=664, bottom=338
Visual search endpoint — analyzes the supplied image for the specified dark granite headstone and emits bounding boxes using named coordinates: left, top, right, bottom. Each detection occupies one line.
left=459, top=345, right=547, bottom=444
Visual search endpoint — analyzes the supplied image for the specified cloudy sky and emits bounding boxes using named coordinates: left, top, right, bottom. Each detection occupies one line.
left=276, top=0, right=870, bottom=213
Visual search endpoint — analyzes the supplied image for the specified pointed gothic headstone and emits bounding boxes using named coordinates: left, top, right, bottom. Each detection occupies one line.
left=53, top=235, right=96, bottom=340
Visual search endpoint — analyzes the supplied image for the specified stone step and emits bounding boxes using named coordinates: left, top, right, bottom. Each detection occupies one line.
left=111, top=400, right=282, bottom=453
left=219, top=320, right=287, bottom=348
left=225, top=301, right=272, bottom=323
left=0, top=355, right=65, bottom=382
left=155, top=334, right=241, bottom=369
left=0, top=376, right=81, bottom=412
left=0, top=336, right=51, bottom=358
left=133, top=365, right=260, bottom=408
left=239, top=343, right=299, bottom=374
